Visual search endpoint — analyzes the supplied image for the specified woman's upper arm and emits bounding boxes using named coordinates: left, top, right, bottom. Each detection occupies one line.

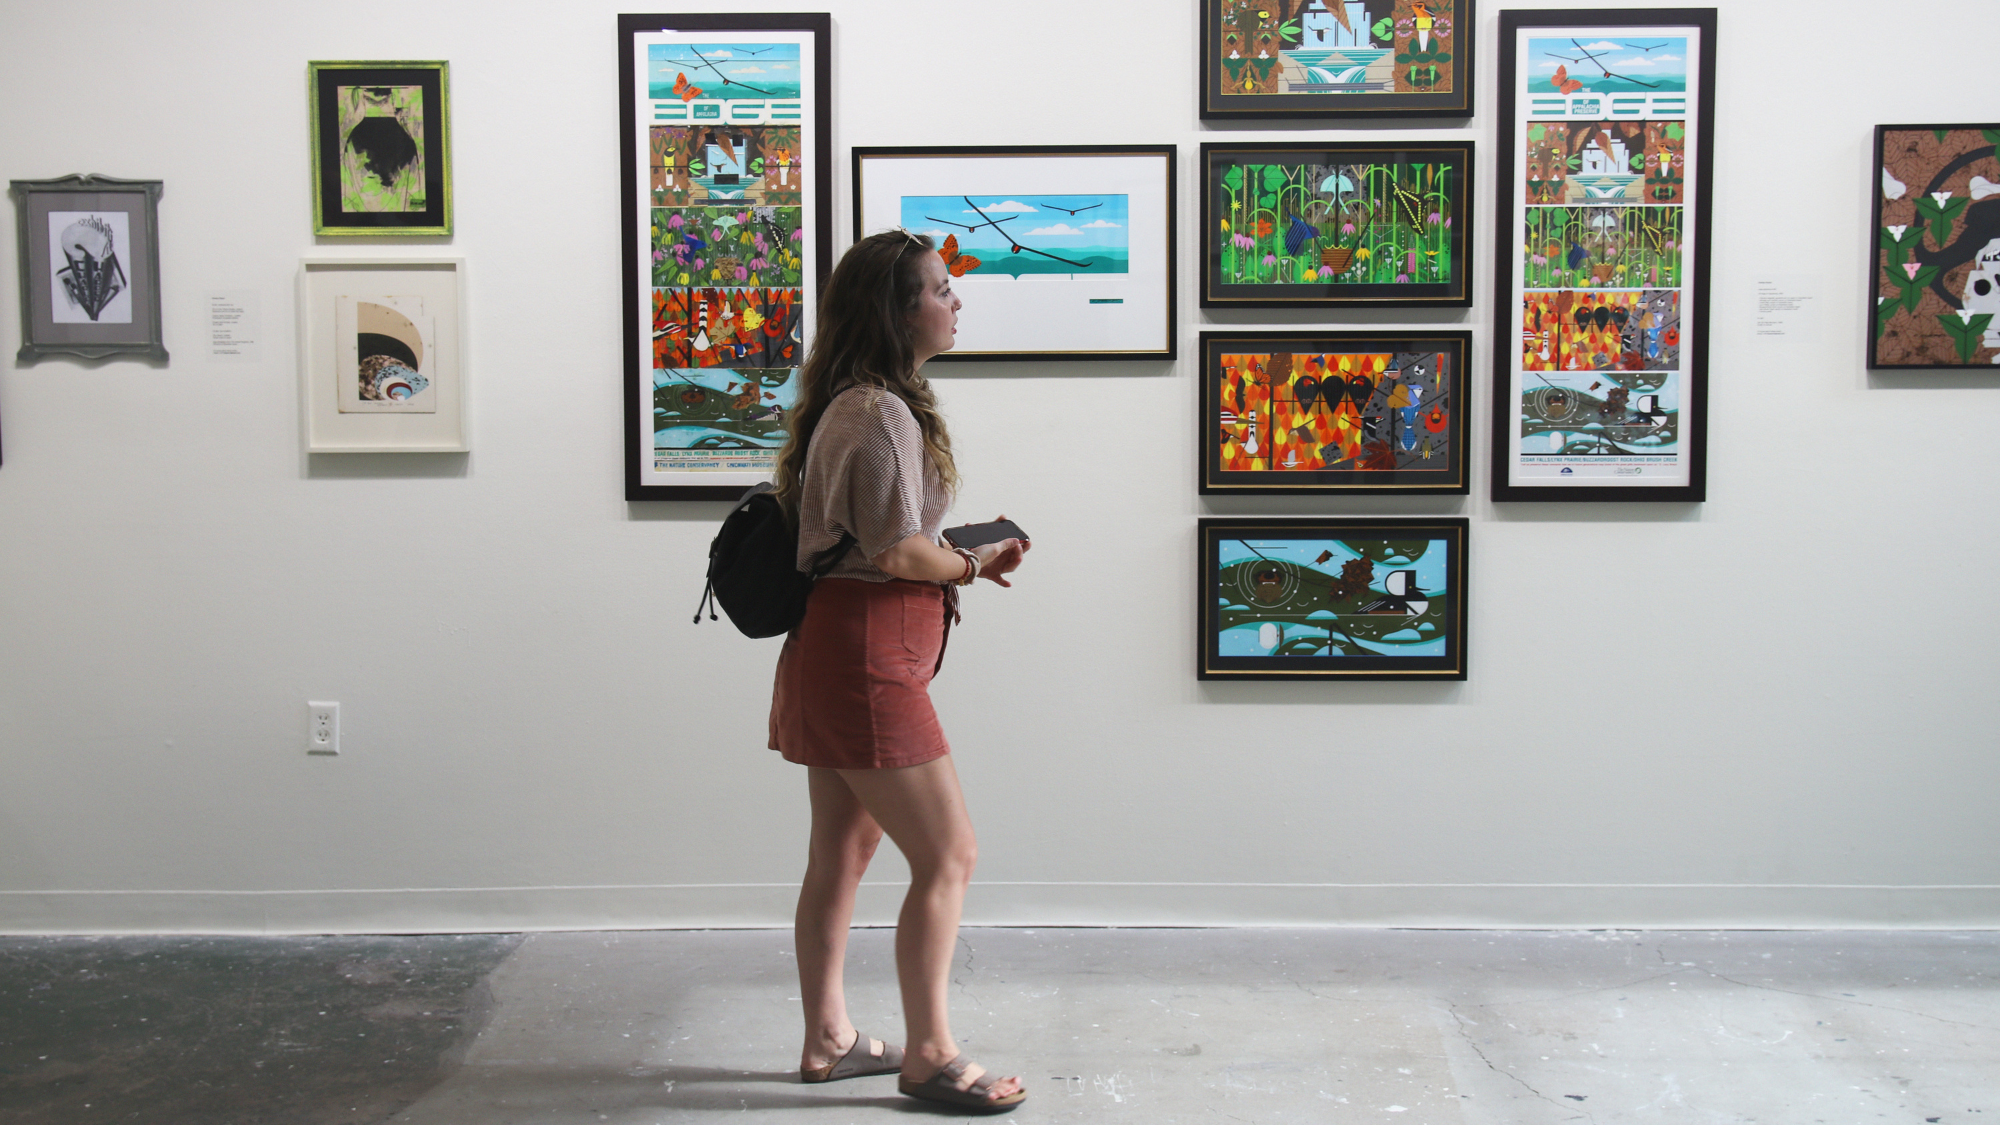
left=844, top=397, right=926, bottom=558
left=869, top=533, right=933, bottom=581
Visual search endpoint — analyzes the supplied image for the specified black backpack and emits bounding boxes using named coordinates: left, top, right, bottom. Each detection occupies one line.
left=693, top=482, right=855, bottom=638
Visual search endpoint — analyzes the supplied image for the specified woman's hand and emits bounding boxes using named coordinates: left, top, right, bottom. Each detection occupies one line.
left=870, top=516, right=1030, bottom=586
left=971, top=514, right=1030, bottom=587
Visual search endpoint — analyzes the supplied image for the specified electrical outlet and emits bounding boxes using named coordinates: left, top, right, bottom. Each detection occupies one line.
left=308, top=701, right=339, bottom=755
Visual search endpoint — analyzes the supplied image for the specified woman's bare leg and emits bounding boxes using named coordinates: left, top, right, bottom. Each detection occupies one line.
left=795, top=765, right=891, bottom=1072
left=837, top=755, right=1023, bottom=1101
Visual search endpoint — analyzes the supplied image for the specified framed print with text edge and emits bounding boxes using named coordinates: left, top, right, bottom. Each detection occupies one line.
left=1200, top=140, right=1472, bottom=309
left=1198, top=517, right=1468, bottom=681
left=621, top=13, right=831, bottom=501
left=1491, top=8, right=1714, bottom=502
left=1868, top=123, right=2000, bottom=369
left=1200, top=330, right=1470, bottom=494
left=11, top=174, right=168, bottom=363
left=308, top=62, right=452, bottom=236
left=1201, top=0, right=1474, bottom=120
left=852, top=145, right=1177, bottom=362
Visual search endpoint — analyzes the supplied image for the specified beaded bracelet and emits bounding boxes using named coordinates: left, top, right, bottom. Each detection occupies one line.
left=950, top=546, right=979, bottom=586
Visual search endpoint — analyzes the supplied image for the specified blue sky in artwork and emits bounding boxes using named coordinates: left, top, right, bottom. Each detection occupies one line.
left=899, top=195, right=1129, bottom=253
left=1526, top=37, right=1687, bottom=92
left=648, top=42, right=799, bottom=97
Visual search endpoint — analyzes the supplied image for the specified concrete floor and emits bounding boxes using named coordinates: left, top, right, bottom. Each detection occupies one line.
left=2, top=929, right=1995, bottom=1124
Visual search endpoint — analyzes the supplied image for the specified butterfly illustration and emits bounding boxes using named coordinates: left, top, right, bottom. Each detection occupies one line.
left=672, top=72, right=703, bottom=101
left=938, top=234, right=981, bottom=277
left=1550, top=64, right=1583, bottom=95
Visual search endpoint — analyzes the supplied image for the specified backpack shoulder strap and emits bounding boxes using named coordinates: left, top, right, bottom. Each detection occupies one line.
left=806, top=530, right=856, bottom=577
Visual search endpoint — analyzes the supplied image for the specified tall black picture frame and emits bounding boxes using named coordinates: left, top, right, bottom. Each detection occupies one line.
left=620, top=13, right=832, bottom=500
left=1491, top=8, right=1715, bottom=503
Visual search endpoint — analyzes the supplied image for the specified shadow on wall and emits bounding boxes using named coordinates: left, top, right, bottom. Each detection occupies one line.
left=1198, top=680, right=1466, bottom=707
left=1867, top=369, right=2000, bottom=391
left=304, top=451, right=470, bottom=480
left=1486, top=500, right=1702, bottom=524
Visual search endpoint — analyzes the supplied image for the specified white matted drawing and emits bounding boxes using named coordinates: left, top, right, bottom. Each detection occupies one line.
left=299, top=258, right=464, bottom=451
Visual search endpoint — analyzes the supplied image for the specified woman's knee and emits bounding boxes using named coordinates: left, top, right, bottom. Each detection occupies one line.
left=852, top=826, right=885, bottom=866
left=912, top=835, right=977, bottom=887
left=814, top=823, right=883, bottom=876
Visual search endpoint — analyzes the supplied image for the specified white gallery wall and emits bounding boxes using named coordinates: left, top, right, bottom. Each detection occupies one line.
left=2, top=0, right=1996, bottom=934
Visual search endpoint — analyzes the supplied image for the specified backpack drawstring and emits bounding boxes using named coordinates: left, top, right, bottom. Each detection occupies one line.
left=692, top=577, right=717, bottom=624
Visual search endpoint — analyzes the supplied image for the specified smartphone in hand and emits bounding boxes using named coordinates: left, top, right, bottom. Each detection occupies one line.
left=942, top=519, right=1029, bottom=550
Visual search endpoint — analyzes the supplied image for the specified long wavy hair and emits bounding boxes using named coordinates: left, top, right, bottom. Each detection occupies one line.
left=771, top=230, right=959, bottom=513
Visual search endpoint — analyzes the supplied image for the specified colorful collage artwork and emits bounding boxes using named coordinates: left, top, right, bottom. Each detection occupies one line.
left=1202, top=0, right=1471, bottom=119
left=1508, top=27, right=1699, bottom=487
left=1197, top=519, right=1468, bottom=680
left=1219, top=351, right=1450, bottom=472
left=1215, top=0, right=1459, bottom=98
left=1200, top=331, right=1469, bottom=494
left=1202, top=143, right=1471, bottom=306
left=645, top=40, right=808, bottom=474
left=1218, top=160, right=1456, bottom=288
left=1870, top=126, right=2000, bottom=368
left=1216, top=535, right=1452, bottom=660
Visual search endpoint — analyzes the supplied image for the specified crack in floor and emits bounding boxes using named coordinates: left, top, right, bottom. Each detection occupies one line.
left=1695, top=969, right=2000, bottom=1034
left=1444, top=999, right=1598, bottom=1124
left=952, top=933, right=983, bottom=1009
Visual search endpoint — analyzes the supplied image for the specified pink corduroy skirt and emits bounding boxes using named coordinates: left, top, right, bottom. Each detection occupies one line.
left=768, top=577, right=952, bottom=770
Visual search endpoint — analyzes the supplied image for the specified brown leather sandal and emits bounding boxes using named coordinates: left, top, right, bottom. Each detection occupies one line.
left=799, top=1030, right=904, bottom=1083
left=897, top=1055, right=1027, bottom=1113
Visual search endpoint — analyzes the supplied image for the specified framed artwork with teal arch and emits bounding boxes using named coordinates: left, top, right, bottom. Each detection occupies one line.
left=1201, top=0, right=1474, bottom=120
left=1868, top=123, right=2000, bottom=369
left=853, top=145, right=1177, bottom=361
left=308, top=61, right=452, bottom=236
left=620, top=14, right=832, bottom=500
left=1491, top=8, right=1715, bottom=502
left=1198, top=518, right=1468, bottom=681
left=1201, top=141, right=1472, bottom=309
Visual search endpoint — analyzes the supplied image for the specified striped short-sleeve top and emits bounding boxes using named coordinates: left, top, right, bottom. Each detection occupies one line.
left=795, top=386, right=951, bottom=582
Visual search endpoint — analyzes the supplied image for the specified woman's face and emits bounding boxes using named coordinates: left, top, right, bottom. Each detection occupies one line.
left=907, top=250, right=961, bottom=366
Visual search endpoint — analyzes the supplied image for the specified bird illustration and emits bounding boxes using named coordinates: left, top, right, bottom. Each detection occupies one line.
left=1565, top=239, right=1588, bottom=273
left=1412, top=2, right=1435, bottom=52
left=1043, top=202, right=1102, bottom=216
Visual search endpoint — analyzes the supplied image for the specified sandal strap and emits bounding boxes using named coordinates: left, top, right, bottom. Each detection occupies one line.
left=935, top=1055, right=999, bottom=1094
left=812, top=1030, right=901, bottom=1080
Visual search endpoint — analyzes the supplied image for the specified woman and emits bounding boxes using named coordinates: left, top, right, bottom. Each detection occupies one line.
left=767, top=230, right=1030, bottom=1112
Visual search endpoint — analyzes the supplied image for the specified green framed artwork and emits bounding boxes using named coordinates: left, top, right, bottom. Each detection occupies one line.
left=1200, top=140, right=1472, bottom=308
left=1201, top=0, right=1474, bottom=120
left=308, top=61, right=452, bottom=236
left=1869, top=124, right=2000, bottom=368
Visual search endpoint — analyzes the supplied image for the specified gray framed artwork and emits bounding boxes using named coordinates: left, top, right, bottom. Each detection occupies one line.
left=10, top=174, right=168, bottom=363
